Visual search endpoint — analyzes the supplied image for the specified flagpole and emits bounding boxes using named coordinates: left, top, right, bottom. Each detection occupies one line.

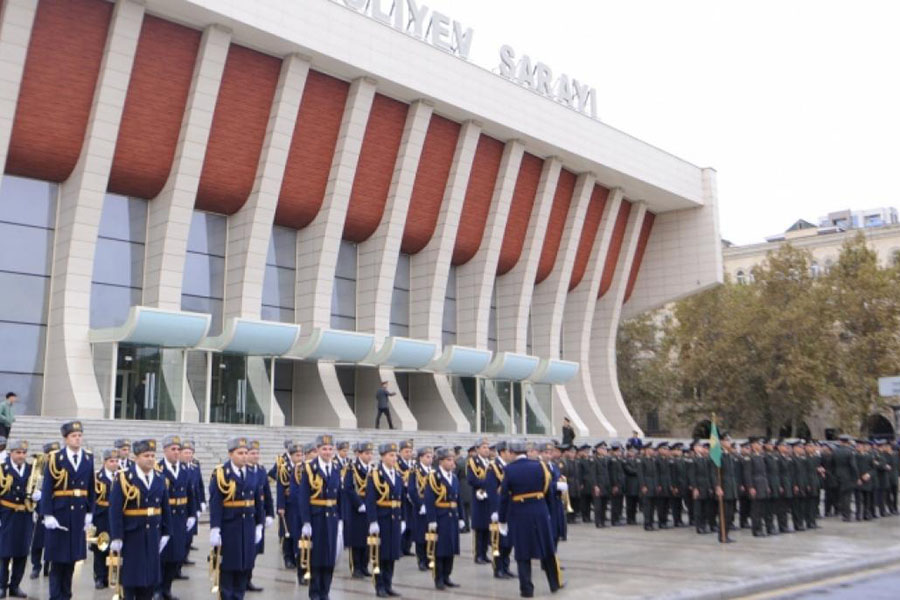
left=713, top=413, right=727, bottom=544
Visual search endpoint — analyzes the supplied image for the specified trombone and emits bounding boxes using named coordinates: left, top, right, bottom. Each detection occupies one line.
left=489, top=522, right=500, bottom=558
left=86, top=525, right=110, bottom=552
left=208, top=545, right=221, bottom=595
left=425, top=530, right=438, bottom=569
left=107, top=547, right=123, bottom=600
left=298, top=536, right=312, bottom=582
left=367, top=534, right=381, bottom=576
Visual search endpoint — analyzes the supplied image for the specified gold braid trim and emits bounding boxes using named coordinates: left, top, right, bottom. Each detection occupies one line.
left=353, top=465, right=367, bottom=497
left=48, top=450, right=69, bottom=491
left=0, top=464, right=12, bottom=497
left=371, top=468, right=390, bottom=504
left=540, top=461, right=551, bottom=496
left=293, top=461, right=304, bottom=485
left=305, top=462, right=323, bottom=499
left=467, top=457, right=486, bottom=480
left=94, top=474, right=107, bottom=503
left=214, top=465, right=236, bottom=503
left=415, top=468, right=428, bottom=499
left=427, top=471, right=447, bottom=504
left=491, top=462, right=504, bottom=493
left=118, top=471, right=141, bottom=508
left=276, top=455, right=290, bottom=487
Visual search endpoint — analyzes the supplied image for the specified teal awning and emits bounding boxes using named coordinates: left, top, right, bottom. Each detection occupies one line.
left=89, top=306, right=210, bottom=348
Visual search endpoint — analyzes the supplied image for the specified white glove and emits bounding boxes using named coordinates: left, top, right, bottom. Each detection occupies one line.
left=201, top=502, right=208, bottom=513
left=490, top=512, right=499, bottom=523
left=335, top=523, right=344, bottom=563
left=196, top=511, right=202, bottom=520
left=498, top=523, right=508, bottom=536
left=357, top=504, right=366, bottom=514
left=43, top=515, right=60, bottom=530
left=84, top=513, right=93, bottom=531
left=368, top=522, right=380, bottom=536
left=265, top=516, right=274, bottom=528
left=337, top=520, right=343, bottom=541
left=400, top=520, right=406, bottom=535
left=301, top=523, right=312, bottom=538
left=186, top=517, right=196, bottom=532
left=476, top=489, right=487, bottom=501
left=419, top=505, right=426, bottom=515
left=159, top=535, right=169, bottom=554
left=30, top=491, right=41, bottom=502
left=32, top=512, right=38, bottom=524
left=254, top=525, right=263, bottom=544
left=428, top=522, right=437, bottom=532
left=110, top=539, right=123, bottom=553
left=209, top=527, right=222, bottom=547
left=556, top=481, right=568, bottom=492
left=458, top=519, right=465, bottom=530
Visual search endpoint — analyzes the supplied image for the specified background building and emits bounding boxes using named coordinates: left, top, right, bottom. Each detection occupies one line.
left=0, top=0, right=719, bottom=437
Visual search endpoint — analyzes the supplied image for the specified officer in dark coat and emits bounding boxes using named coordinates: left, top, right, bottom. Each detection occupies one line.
left=763, top=439, right=780, bottom=534
left=498, top=441, right=562, bottom=598
left=179, top=439, right=204, bottom=574
left=774, top=440, right=794, bottom=533
left=790, top=441, right=808, bottom=532
left=397, top=440, right=415, bottom=557
left=410, top=447, right=433, bottom=572
left=623, top=444, right=640, bottom=524
left=245, top=439, right=274, bottom=593
left=654, top=442, right=672, bottom=528
left=296, top=433, right=342, bottom=600
left=716, top=436, right=739, bottom=540
left=738, top=443, right=753, bottom=528
left=115, top=438, right=133, bottom=472
left=576, top=444, right=596, bottom=524
left=30, top=441, right=59, bottom=580
left=342, top=442, right=373, bottom=579
left=637, top=445, right=658, bottom=531
left=486, top=441, right=514, bottom=579
left=425, top=447, right=466, bottom=590
left=91, top=448, right=118, bottom=589
left=108, top=438, right=171, bottom=600
left=562, top=446, right=580, bottom=523
left=804, top=440, right=823, bottom=528
left=465, top=438, right=492, bottom=564
left=608, top=442, right=626, bottom=525
left=272, top=442, right=302, bottom=569
left=455, top=447, right=472, bottom=532
left=40, top=420, right=96, bottom=600
left=157, top=434, right=196, bottom=600
left=208, top=437, right=265, bottom=600
left=688, top=442, right=714, bottom=534
left=855, top=439, right=875, bottom=520
left=592, top=443, right=611, bottom=527
left=832, top=434, right=858, bottom=521
left=743, top=437, right=771, bottom=537
left=0, top=439, right=35, bottom=598
left=668, top=443, right=686, bottom=526
left=366, top=442, right=404, bottom=598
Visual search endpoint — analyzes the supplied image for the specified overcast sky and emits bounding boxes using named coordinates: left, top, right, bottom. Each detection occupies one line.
left=419, top=0, right=900, bottom=245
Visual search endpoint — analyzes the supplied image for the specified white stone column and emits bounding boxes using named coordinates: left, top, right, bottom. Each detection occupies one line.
left=531, top=172, right=594, bottom=432
left=223, top=54, right=309, bottom=321
left=590, top=201, right=648, bottom=437
left=143, top=25, right=231, bottom=310
left=356, top=100, right=433, bottom=338
left=295, top=76, right=375, bottom=329
left=562, top=189, right=623, bottom=435
left=0, top=0, right=37, bottom=181
left=41, top=0, right=145, bottom=417
left=495, top=157, right=561, bottom=353
left=456, top=140, right=524, bottom=349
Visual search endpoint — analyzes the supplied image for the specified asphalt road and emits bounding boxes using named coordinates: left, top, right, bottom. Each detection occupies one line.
left=759, top=565, right=900, bottom=599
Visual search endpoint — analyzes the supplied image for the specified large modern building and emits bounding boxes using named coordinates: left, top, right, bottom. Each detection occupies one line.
left=0, top=0, right=720, bottom=437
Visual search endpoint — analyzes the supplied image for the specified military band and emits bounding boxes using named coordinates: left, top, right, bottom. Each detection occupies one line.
left=0, top=439, right=35, bottom=598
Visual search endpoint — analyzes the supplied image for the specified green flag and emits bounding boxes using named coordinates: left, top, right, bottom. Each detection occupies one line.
left=709, top=421, right=722, bottom=468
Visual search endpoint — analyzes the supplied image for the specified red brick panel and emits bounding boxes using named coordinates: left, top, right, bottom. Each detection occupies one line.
left=107, top=16, right=200, bottom=199
left=275, top=70, right=349, bottom=229
left=195, top=44, right=280, bottom=215
left=6, top=0, right=113, bottom=181
left=452, top=133, right=504, bottom=266
left=623, top=212, right=656, bottom=303
left=534, top=168, right=576, bottom=284
left=568, top=184, right=609, bottom=291
left=401, top=114, right=461, bottom=254
left=343, top=93, right=408, bottom=243
left=597, top=200, right=632, bottom=298
left=496, top=152, right=543, bottom=275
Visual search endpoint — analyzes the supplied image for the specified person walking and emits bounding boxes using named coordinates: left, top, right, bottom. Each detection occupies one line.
left=0, top=393, right=17, bottom=439
left=374, top=382, right=395, bottom=430
left=561, top=418, right=575, bottom=447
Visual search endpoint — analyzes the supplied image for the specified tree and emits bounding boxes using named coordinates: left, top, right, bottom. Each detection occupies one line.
left=616, top=313, right=678, bottom=433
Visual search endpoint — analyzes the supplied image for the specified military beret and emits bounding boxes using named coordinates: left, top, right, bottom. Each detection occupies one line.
left=355, top=441, right=374, bottom=453
left=379, top=442, right=399, bottom=455
left=595, top=441, right=608, bottom=449
left=162, top=435, right=182, bottom=449
left=495, top=441, right=509, bottom=453
left=435, top=447, right=453, bottom=461
left=6, top=439, right=27, bottom=452
left=417, top=446, right=433, bottom=458
left=60, top=421, right=83, bottom=437
left=133, top=439, right=156, bottom=454
left=399, top=439, right=414, bottom=451
left=43, top=442, right=60, bottom=453
left=227, top=437, right=249, bottom=452
left=249, top=440, right=260, bottom=450
left=303, top=442, right=317, bottom=454
left=315, top=434, right=334, bottom=447
left=114, top=438, right=131, bottom=448
left=182, top=440, right=195, bottom=450
left=101, top=448, right=117, bottom=461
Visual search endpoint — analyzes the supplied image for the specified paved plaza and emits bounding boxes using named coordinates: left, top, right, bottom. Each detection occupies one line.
left=13, top=515, right=900, bottom=599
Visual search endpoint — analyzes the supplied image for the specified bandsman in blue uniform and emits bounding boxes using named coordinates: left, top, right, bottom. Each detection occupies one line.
left=208, top=437, right=265, bottom=600
left=91, top=448, right=118, bottom=590
left=29, top=441, right=59, bottom=580
left=270, top=440, right=301, bottom=569
left=0, top=439, right=36, bottom=598
left=366, top=442, right=404, bottom=598
left=486, top=440, right=514, bottom=579
left=342, top=441, right=373, bottom=579
left=295, top=434, right=343, bottom=600
left=397, top=440, right=415, bottom=557
left=108, top=438, right=171, bottom=600
left=336, top=441, right=351, bottom=470
left=425, top=447, right=465, bottom=590
left=465, top=438, right=492, bottom=564
left=116, top=439, right=133, bottom=472
left=39, top=420, right=96, bottom=600
left=246, top=439, right=274, bottom=593
left=157, top=435, right=196, bottom=600
left=410, top=446, right=433, bottom=571
left=539, top=442, right=566, bottom=547
left=178, top=439, right=203, bottom=575
left=498, top=441, right=563, bottom=599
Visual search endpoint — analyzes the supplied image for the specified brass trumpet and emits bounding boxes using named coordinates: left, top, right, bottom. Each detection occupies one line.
left=425, top=530, right=437, bottom=569
left=560, top=475, right=574, bottom=514
left=367, top=534, right=381, bottom=575
left=489, top=522, right=500, bottom=558
left=86, top=525, right=110, bottom=552
left=298, top=536, right=312, bottom=581
left=24, top=454, right=45, bottom=512
left=208, top=546, right=221, bottom=595
left=107, top=548, right=123, bottom=600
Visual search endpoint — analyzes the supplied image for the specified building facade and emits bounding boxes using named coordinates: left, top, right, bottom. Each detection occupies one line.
left=0, top=0, right=720, bottom=436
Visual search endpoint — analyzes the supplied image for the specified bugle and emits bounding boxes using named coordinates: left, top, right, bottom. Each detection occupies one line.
left=24, top=454, right=44, bottom=512
left=298, top=536, right=312, bottom=581
left=208, top=546, right=221, bottom=595
left=367, top=534, right=381, bottom=575
left=425, top=531, right=437, bottom=569
left=86, top=525, right=110, bottom=552
left=107, top=548, right=123, bottom=600
left=560, top=475, right=574, bottom=514
left=489, top=522, right=500, bottom=557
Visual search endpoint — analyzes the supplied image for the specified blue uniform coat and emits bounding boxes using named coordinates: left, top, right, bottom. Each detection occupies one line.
left=365, top=464, right=403, bottom=561
left=466, top=456, right=491, bottom=529
left=0, top=459, right=34, bottom=557
left=39, top=448, right=96, bottom=563
left=498, top=458, right=555, bottom=561
left=424, top=469, right=461, bottom=557
left=208, top=462, right=264, bottom=572
left=295, top=458, right=342, bottom=568
left=485, top=458, right=511, bottom=551
left=249, top=463, right=273, bottom=554
left=341, top=459, right=369, bottom=548
left=158, top=460, right=196, bottom=563
left=410, top=464, right=430, bottom=545
left=93, top=469, right=114, bottom=537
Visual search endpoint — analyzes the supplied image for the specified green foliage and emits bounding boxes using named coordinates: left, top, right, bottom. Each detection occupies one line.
left=617, top=233, right=900, bottom=435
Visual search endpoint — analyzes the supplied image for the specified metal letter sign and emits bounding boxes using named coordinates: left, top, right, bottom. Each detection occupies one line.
left=878, top=376, right=900, bottom=397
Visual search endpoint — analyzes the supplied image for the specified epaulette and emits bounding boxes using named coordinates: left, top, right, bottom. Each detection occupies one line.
left=84, top=449, right=93, bottom=455
left=153, top=462, right=163, bottom=473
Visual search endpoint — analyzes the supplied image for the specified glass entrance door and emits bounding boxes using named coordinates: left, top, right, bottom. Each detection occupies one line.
left=209, top=354, right=265, bottom=424
left=114, top=344, right=176, bottom=421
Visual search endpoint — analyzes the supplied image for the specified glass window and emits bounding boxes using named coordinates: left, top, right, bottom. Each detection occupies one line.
left=92, top=237, right=144, bottom=288
left=268, top=226, right=296, bottom=269
left=335, top=365, right=356, bottom=412
left=262, top=265, right=294, bottom=310
left=335, top=240, right=357, bottom=279
left=390, top=288, right=409, bottom=331
left=0, top=272, right=49, bottom=324
left=446, top=265, right=457, bottom=299
left=186, top=212, right=227, bottom=256
left=261, top=305, right=295, bottom=324
left=442, top=297, right=456, bottom=338
left=90, top=284, right=142, bottom=328
left=97, top=194, right=147, bottom=243
left=182, top=253, right=225, bottom=299
left=181, top=295, right=223, bottom=337
left=330, top=315, right=356, bottom=331
left=0, top=176, right=57, bottom=228
left=394, top=254, right=410, bottom=290
left=0, top=322, right=46, bottom=375
left=442, top=330, right=456, bottom=347
left=390, top=322, right=409, bottom=337
left=0, top=373, right=42, bottom=416
left=331, top=278, right=357, bottom=320
left=0, top=222, right=54, bottom=276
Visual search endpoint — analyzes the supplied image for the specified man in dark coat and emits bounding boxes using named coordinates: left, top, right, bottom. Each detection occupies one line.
left=374, top=382, right=396, bottom=429
left=0, top=439, right=35, bottom=597
left=743, top=437, right=771, bottom=537
left=623, top=445, right=640, bottom=525
left=833, top=434, right=859, bottom=521
left=342, top=442, right=373, bottom=579
left=592, top=443, right=611, bottom=528
left=637, top=445, right=658, bottom=531
left=425, top=448, right=466, bottom=590
left=91, top=449, right=117, bottom=590
left=608, top=443, right=626, bottom=526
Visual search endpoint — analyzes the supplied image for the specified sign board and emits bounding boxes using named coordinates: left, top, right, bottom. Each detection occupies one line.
left=878, top=376, right=900, bottom=397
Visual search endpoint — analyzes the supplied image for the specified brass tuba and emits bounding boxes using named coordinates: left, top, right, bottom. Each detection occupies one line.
left=24, top=454, right=45, bottom=512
